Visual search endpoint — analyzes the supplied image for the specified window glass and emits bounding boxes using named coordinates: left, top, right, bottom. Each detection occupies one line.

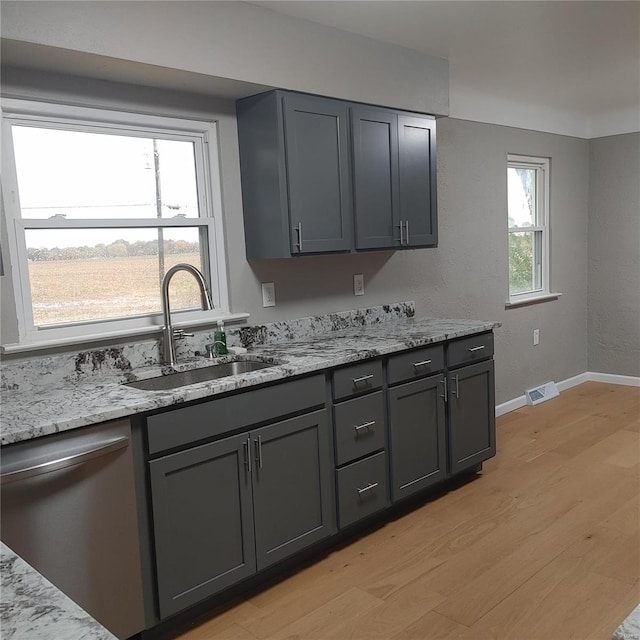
left=25, top=227, right=203, bottom=326
left=507, top=155, right=549, bottom=300
left=13, top=126, right=199, bottom=220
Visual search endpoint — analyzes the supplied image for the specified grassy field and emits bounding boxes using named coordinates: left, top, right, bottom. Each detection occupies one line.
left=29, top=253, right=203, bottom=326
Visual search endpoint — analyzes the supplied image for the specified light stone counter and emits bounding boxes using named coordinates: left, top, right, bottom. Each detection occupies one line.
left=1, top=315, right=498, bottom=445
left=0, top=543, right=117, bottom=640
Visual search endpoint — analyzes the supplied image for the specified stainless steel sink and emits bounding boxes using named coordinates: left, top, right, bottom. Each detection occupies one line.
left=125, top=359, right=275, bottom=391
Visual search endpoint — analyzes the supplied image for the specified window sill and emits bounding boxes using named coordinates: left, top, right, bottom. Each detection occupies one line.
left=505, top=293, right=562, bottom=309
left=0, top=312, right=250, bottom=355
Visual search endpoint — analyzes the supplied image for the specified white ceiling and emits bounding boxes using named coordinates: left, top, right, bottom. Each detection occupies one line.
left=253, top=1, right=640, bottom=138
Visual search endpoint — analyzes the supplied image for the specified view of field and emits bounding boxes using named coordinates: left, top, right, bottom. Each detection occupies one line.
left=29, top=253, right=202, bottom=326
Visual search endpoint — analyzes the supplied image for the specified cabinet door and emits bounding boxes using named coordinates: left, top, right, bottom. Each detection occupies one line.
left=448, top=360, right=496, bottom=475
left=283, top=94, right=352, bottom=254
left=389, top=374, right=447, bottom=502
left=149, top=434, right=256, bottom=619
left=398, top=115, right=437, bottom=247
left=351, top=106, right=400, bottom=249
left=251, top=409, right=335, bottom=570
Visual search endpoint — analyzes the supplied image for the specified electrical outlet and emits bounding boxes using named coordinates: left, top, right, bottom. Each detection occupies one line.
left=354, top=274, right=365, bottom=296
left=261, top=282, right=276, bottom=307
left=533, top=328, right=540, bottom=346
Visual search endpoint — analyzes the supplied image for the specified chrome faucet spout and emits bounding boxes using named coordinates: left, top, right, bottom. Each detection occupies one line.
left=161, top=263, right=214, bottom=365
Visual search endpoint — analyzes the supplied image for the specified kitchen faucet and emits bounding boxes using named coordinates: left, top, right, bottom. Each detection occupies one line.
left=161, top=263, right=214, bottom=365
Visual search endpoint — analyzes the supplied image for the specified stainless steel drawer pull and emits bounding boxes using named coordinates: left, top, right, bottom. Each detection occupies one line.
left=412, top=359, right=432, bottom=368
left=405, top=220, right=410, bottom=245
left=354, top=420, right=376, bottom=434
left=452, top=374, right=460, bottom=399
left=254, top=435, right=263, bottom=469
left=357, top=482, right=379, bottom=496
left=467, top=345, right=486, bottom=352
left=0, top=436, right=129, bottom=485
left=396, top=222, right=404, bottom=245
left=244, top=437, right=252, bottom=475
left=439, top=377, right=448, bottom=402
left=352, top=374, right=374, bottom=385
left=294, top=222, right=303, bottom=252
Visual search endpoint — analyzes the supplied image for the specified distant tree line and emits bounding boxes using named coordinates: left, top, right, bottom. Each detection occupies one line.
left=27, top=239, right=199, bottom=261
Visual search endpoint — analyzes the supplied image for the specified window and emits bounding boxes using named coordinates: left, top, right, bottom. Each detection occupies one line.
left=507, top=154, right=551, bottom=304
left=1, top=99, right=232, bottom=348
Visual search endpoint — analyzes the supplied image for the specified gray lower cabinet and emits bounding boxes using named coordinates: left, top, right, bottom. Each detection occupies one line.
left=447, top=360, right=496, bottom=475
left=252, top=410, right=334, bottom=569
left=149, top=433, right=256, bottom=619
left=149, top=409, right=334, bottom=619
left=388, top=374, right=447, bottom=501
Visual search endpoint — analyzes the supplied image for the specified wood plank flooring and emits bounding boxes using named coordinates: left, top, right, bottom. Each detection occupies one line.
left=174, top=382, right=639, bottom=640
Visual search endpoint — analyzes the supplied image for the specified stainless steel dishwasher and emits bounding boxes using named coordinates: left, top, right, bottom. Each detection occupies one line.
left=1, top=418, right=145, bottom=639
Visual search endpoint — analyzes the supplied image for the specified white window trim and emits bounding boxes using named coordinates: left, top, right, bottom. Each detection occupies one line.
left=506, top=153, right=559, bottom=307
left=1, top=98, right=241, bottom=350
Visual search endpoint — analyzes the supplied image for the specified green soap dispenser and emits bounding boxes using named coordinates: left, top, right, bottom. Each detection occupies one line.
left=213, top=320, right=227, bottom=355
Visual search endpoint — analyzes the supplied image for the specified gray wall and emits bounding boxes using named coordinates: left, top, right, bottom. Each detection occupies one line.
left=588, top=133, right=640, bottom=376
left=0, top=73, right=593, bottom=403
left=0, top=1, right=448, bottom=116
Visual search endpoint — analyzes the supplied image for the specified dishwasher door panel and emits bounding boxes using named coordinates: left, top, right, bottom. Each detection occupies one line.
left=1, top=419, right=145, bottom=640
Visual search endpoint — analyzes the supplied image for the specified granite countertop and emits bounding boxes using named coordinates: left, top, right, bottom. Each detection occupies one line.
left=0, top=543, right=117, bottom=640
left=1, top=317, right=498, bottom=445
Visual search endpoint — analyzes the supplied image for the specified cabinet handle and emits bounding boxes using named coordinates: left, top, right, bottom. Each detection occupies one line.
left=244, top=437, right=252, bottom=475
left=412, top=359, right=432, bottom=368
left=439, top=377, right=448, bottom=402
left=354, top=420, right=376, bottom=435
left=254, top=435, right=263, bottom=469
left=396, top=222, right=404, bottom=245
left=404, top=220, right=410, bottom=245
left=467, top=345, right=485, bottom=353
left=452, top=374, right=460, bottom=399
left=294, top=222, right=303, bottom=252
left=357, top=482, right=379, bottom=496
left=352, top=374, right=374, bottom=386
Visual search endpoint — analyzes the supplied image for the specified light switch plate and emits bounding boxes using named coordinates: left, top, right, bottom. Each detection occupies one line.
left=354, top=274, right=364, bottom=296
left=262, top=282, right=276, bottom=307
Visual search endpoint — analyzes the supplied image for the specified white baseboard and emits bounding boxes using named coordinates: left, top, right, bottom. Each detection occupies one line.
left=587, top=371, right=640, bottom=387
left=495, top=371, right=640, bottom=417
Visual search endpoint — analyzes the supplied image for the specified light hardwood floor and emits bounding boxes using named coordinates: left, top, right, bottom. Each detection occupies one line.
left=175, top=382, right=639, bottom=640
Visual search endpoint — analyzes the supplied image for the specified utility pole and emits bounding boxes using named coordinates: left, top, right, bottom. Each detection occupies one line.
left=153, top=139, right=164, bottom=290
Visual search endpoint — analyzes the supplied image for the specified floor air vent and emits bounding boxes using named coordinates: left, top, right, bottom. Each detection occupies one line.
left=525, top=381, right=559, bottom=406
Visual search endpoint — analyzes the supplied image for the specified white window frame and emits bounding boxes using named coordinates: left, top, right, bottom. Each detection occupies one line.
left=506, top=154, right=554, bottom=307
left=1, top=99, right=243, bottom=351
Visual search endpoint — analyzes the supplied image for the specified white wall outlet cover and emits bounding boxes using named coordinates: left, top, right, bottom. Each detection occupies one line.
left=533, top=328, right=540, bottom=345
left=261, top=282, right=276, bottom=307
left=354, top=274, right=365, bottom=296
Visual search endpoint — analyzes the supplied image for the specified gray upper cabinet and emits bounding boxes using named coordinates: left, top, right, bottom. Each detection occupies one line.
left=398, top=115, right=437, bottom=247
left=351, top=108, right=437, bottom=249
left=351, top=106, right=400, bottom=249
left=237, top=91, right=352, bottom=259
left=237, top=90, right=437, bottom=258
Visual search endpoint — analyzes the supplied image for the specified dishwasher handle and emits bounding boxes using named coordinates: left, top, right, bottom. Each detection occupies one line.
left=0, top=436, right=129, bottom=485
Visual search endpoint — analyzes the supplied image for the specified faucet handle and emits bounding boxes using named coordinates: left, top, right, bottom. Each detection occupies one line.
left=173, top=329, right=194, bottom=339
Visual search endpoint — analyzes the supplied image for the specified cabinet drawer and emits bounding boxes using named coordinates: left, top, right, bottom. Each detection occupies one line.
left=447, top=332, right=494, bottom=368
left=387, top=344, right=444, bottom=385
left=336, top=452, right=389, bottom=528
left=334, top=391, right=385, bottom=466
left=332, top=360, right=383, bottom=401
